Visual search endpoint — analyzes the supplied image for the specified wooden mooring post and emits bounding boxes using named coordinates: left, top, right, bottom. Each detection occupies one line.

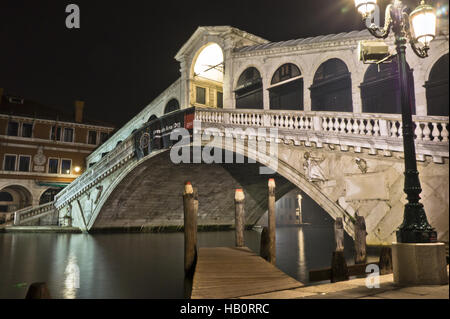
left=354, top=214, right=367, bottom=264
left=379, top=246, right=393, bottom=275
left=331, top=217, right=349, bottom=282
left=267, top=178, right=276, bottom=265
left=234, top=188, right=245, bottom=247
left=25, top=282, right=51, bottom=299
left=183, top=182, right=197, bottom=275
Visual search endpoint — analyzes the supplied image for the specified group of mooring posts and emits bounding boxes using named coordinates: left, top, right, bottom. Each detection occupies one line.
left=183, top=178, right=278, bottom=275
left=309, top=214, right=393, bottom=283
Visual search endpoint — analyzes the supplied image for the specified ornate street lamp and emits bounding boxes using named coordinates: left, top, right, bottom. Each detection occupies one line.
left=354, top=0, right=437, bottom=243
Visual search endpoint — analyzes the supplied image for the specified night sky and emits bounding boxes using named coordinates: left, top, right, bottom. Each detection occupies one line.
left=0, top=0, right=447, bottom=127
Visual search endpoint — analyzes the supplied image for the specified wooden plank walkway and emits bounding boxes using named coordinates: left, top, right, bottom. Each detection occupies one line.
left=191, top=247, right=304, bottom=299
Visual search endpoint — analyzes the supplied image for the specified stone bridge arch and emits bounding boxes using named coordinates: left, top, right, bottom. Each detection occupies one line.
left=83, top=138, right=356, bottom=239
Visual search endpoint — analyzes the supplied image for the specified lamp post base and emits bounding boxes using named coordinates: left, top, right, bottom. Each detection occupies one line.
left=392, top=242, right=448, bottom=285
left=396, top=229, right=437, bottom=244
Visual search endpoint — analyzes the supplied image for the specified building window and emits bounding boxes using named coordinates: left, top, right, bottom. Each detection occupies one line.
left=48, top=158, right=59, bottom=174
left=217, top=92, right=223, bottom=108
left=88, top=131, right=97, bottom=145
left=4, top=155, right=17, bottom=171
left=196, top=87, right=206, bottom=105
left=100, top=132, right=109, bottom=144
left=61, top=159, right=72, bottom=175
left=235, top=67, right=263, bottom=109
left=63, top=128, right=74, bottom=142
left=51, top=126, right=62, bottom=141
left=22, top=123, right=33, bottom=138
left=18, top=155, right=31, bottom=172
left=7, top=121, right=19, bottom=136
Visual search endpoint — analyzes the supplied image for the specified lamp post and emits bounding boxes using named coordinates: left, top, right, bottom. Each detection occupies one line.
left=354, top=0, right=437, bottom=243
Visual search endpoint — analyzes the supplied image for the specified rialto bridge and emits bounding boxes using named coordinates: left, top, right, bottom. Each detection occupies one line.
left=10, top=25, right=449, bottom=245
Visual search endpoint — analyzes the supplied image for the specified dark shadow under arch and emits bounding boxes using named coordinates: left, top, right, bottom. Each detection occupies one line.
left=425, top=54, right=449, bottom=116
left=235, top=67, right=263, bottom=109
left=310, top=58, right=353, bottom=112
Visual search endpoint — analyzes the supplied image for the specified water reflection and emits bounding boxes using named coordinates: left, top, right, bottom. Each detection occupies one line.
left=63, top=254, right=80, bottom=299
left=0, top=228, right=378, bottom=299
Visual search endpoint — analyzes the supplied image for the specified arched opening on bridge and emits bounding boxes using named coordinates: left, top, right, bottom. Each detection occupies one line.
left=164, top=99, right=180, bottom=114
left=0, top=185, right=32, bottom=211
left=361, top=60, right=416, bottom=114
left=269, top=63, right=304, bottom=110
left=148, top=115, right=158, bottom=123
left=191, top=43, right=224, bottom=108
left=425, top=53, right=449, bottom=116
left=39, top=188, right=61, bottom=205
left=235, top=67, right=263, bottom=109
left=310, top=58, right=353, bottom=112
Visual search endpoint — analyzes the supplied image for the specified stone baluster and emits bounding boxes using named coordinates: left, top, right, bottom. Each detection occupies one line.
left=390, top=121, right=398, bottom=138
left=346, top=118, right=353, bottom=134
left=322, top=117, right=328, bottom=131
left=352, top=119, right=359, bottom=135
left=431, top=122, right=440, bottom=142
left=359, top=119, right=366, bottom=135
left=365, top=120, right=373, bottom=136
left=340, top=118, right=347, bottom=133
left=441, top=124, right=449, bottom=142
left=333, top=118, right=340, bottom=132
left=398, top=122, right=403, bottom=138
left=305, top=117, right=310, bottom=130
left=373, top=120, right=380, bottom=137
left=299, top=116, right=304, bottom=130
left=414, top=122, right=423, bottom=141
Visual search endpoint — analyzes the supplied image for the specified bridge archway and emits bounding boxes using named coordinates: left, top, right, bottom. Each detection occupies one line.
left=425, top=53, right=449, bottom=116
left=164, top=99, right=180, bottom=114
left=361, top=60, right=416, bottom=114
left=87, top=142, right=353, bottom=237
left=0, top=185, right=33, bottom=211
left=190, top=43, right=224, bottom=108
left=310, top=58, right=353, bottom=112
left=235, top=67, right=264, bottom=109
left=269, top=63, right=304, bottom=111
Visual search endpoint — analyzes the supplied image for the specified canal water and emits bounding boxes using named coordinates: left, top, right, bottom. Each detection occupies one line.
left=0, top=227, right=379, bottom=299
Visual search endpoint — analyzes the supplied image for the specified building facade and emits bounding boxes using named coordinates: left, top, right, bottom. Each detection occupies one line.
left=0, top=90, right=114, bottom=223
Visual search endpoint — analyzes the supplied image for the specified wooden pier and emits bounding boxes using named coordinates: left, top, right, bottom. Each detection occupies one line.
left=190, top=247, right=304, bottom=299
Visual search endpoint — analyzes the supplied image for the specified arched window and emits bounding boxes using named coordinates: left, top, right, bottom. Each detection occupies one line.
left=425, top=54, right=449, bottom=116
left=235, top=67, right=263, bottom=109
left=361, top=60, right=416, bottom=114
left=148, top=115, right=158, bottom=123
left=164, top=99, right=180, bottom=114
left=269, top=63, right=303, bottom=110
left=39, top=188, right=61, bottom=205
left=0, top=192, right=13, bottom=202
left=310, top=58, right=353, bottom=112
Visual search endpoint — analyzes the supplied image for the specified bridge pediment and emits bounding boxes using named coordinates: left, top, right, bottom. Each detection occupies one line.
left=175, top=26, right=268, bottom=63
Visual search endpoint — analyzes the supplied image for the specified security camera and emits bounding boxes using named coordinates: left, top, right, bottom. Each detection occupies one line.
left=358, top=40, right=391, bottom=64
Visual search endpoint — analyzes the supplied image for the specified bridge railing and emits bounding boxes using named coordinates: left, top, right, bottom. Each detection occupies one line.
left=196, top=108, right=449, bottom=142
left=13, top=202, right=55, bottom=225
left=195, top=108, right=449, bottom=159
left=54, top=136, right=136, bottom=208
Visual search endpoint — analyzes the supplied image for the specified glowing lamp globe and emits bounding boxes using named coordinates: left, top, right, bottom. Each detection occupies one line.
left=410, top=1, right=436, bottom=47
left=355, top=0, right=377, bottom=16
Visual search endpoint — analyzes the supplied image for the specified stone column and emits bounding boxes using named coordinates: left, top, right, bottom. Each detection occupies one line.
left=223, top=39, right=235, bottom=110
